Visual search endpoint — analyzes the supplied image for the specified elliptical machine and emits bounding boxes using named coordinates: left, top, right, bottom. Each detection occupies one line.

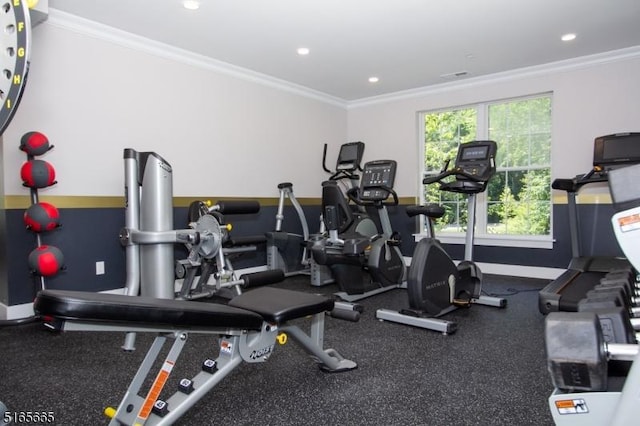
left=265, top=182, right=312, bottom=276
left=310, top=159, right=406, bottom=302
left=265, top=141, right=376, bottom=286
left=376, top=140, right=507, bottom=334
left=318, top=141, right=379, bottom=239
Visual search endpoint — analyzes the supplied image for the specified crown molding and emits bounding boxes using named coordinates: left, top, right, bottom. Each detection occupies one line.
left=347, top=45, right=640, bottom=109
left=45, top=8, right=348, bottom=109
left=44, top=9, right=640, bottom=111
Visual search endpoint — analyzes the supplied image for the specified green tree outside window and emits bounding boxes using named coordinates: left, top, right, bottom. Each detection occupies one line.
left=423, top=96, right=552, bottom=237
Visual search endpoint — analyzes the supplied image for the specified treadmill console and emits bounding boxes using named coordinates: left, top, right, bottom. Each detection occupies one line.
left=455, top=140, right=497, bottom=182
left=554, top=133, right=640, bottom=192
left=360, top=160, right=397, bottom=201
left=593, top=132, right=640, bottom=170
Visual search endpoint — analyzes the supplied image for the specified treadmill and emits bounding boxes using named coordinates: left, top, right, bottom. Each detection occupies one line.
left=538, top=133, right=640, bottom=314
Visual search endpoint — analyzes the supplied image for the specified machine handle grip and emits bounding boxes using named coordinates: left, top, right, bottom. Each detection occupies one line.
left=423, top=168, right=483, bottom=185
left=381, top=185, right=399, bottom=206
left=228, top=235, right=267, bottom=246
left=346, top=185, right=398, bottom=206
left=440, top=159, right=450, bottom=173
left=215, top=200, right=260, bottom=215
left=423, top=170, right=452, bottom=185
left=406, top=204, right=445, bottom=219
left=324, top=205, right=339, bottom=231
left=277, top=182, right=293, bottom=190
left=454, top=169, right=484, bottom=182
left=322, top=143, right=332, bottom=173
left=328, top=307, right=360, bottom=322
left=346, top=187, right=361, bottom=205
left=240, top=270, right=285, bottom=288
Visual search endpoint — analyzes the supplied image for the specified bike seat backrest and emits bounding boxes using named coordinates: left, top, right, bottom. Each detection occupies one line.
left=321, top=180, right=355, bottom=233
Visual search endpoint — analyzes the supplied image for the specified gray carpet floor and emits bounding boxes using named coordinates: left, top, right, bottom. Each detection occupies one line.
left=0, top=274, right=554, bottom=425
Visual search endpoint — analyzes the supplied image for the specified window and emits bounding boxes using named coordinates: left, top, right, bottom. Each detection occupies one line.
left=421, top=94, right=552, bottom=247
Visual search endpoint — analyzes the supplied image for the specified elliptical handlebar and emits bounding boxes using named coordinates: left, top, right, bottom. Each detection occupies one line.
left=423, top=167, right=485, bottom=186
left=322, top=142, right=366, bottom=181
left=212, top=200, right=261, bottom=215
left=423, top=141, right=498, bottom=195
left=329, top=169, right=359, bottom=182
left=322, top=143, right=332, bottom=174
left=552, top=165, right=608, bottom=193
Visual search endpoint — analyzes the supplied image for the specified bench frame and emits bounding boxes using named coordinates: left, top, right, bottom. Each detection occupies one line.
left=36, top=288, right=357, bottom=425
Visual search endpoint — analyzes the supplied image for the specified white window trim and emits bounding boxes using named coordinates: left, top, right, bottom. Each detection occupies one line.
left=413, top=232, right=554, bottom=249
left=417, top=93, right=553, bottom=248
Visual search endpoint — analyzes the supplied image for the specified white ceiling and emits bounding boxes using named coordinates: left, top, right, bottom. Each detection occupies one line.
left=48, top=0, right=640, bottom=101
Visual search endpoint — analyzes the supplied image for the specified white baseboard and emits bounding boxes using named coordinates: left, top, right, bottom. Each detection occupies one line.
left=404, top=256, right=562, bottom=280
left=473, top=262, right=562, bottom=280
left=0, top=302, right=36, bottom=321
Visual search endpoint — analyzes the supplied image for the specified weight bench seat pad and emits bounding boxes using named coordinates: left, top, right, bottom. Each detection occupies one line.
left=34, top=290, right=264, bottom=330
left=229, top=287, right=334, bottom=324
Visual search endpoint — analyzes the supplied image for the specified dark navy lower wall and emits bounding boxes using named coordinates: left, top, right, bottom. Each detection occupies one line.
left=4, top=201, right=624, bottom=305
left=405, top=203, right=624, bottom=270
left=6, top=208, right=128, bottom=305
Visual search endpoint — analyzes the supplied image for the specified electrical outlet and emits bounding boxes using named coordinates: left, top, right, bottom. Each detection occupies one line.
left=96, top=261, right=105, bottom=275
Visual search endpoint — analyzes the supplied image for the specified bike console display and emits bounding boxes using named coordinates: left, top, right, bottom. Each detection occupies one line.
left=423, top=140, right=497, bottom=195
left=360, top=160, right=397, bottom=201
left=455, top=140, right=497, bottom=182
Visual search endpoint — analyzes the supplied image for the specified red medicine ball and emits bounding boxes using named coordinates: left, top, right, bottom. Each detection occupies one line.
left=28, top=245, right=64, bottom=277
left=20, top=159, right=56, bottom=188
left=19, top=131, right=51, bottom=156
left=24, top=202, right=60, bottom=232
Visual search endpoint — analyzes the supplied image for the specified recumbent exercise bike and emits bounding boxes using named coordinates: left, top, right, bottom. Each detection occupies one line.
left=377, top=140, right=507, bottom=334
left=310, top=158, right=406, bottom=302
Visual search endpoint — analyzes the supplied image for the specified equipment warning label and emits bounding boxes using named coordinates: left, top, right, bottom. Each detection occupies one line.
left=555, top=398, right=589, bottom=415
left=618, top=213, right=640, bottom=233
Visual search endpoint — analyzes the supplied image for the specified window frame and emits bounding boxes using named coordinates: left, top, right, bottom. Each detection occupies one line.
left=416, top=93, right=554, bottom=249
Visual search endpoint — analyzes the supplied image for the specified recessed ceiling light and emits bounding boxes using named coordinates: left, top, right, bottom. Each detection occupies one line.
left=368, top=77, right=379, bottom=83
left=561, top=33, right=576, bottom=42
left=182, top=0, right=200, bottom=10
left=297, top=47, right=310, bottom=56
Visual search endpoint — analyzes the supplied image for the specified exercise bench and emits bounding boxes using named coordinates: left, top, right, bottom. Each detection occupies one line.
left=34, top=286, right=357, bottom=425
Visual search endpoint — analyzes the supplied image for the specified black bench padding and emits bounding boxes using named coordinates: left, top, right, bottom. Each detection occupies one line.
left=229, top=287, right=334, bottom=324
left=34, top=290, right=264, bottom=330
left=34, top=287, right=335, bottom=329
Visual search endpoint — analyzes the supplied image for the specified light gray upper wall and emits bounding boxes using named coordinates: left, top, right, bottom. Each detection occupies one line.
left=347, top=50, right=640, bottom=198
left=4, top=15, right=639, bottom=201
left=2, top=17, right=347, bottom=198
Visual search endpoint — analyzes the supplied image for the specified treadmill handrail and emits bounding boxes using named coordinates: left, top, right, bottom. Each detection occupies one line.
left=552, top=168, right=608, bottom=193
